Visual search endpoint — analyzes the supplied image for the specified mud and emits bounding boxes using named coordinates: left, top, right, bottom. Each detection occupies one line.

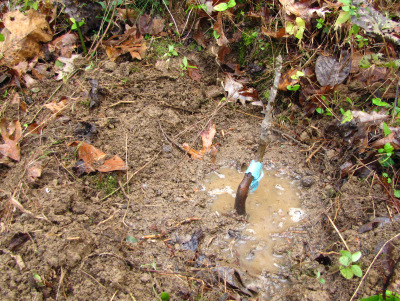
left=0, top=51, right=399, bottom=300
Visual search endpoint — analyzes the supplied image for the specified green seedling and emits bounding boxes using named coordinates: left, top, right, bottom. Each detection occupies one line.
left=378, top=143, right=395, bottom=167
left=286, top=17, right=306, bottom=42
left=32, top=272, right=44, bottom=287
left=126, top=236, right=138, bottom=244
left=213, top=0, right=236, bottom=11
left=334, top=0, right=359, bottom=28
left=372, top=97, right=391, bottom=109
left=287, top=84, right=300, bottom=91
left=382, top=122, right=391, bottom=137
left=180, top=57, right=197, bottom=71
left=340, top=108, right=353, bottom=124
left=316, top=270, right=325, bottom=284
left=339, top=250, right=362, bottom=279
left=160, top=292, right=170, bottom=301
left=213, top=30, right=220, bottom=39
left=361, top=290, right=400, bottom=301
left=164, top=45, right=178, bottom=57
left=186, top=3, right=207, bottom=13
left=290, top=71, right=305, bottom=80
left=316, top=18, right=325, bottom=29
left=70, top=17, right=87, bottom=55
left=355, top=34, right=369, bottom=48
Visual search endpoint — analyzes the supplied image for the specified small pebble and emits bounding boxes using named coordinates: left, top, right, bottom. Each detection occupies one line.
left=300, top=177, right=314, bottom=187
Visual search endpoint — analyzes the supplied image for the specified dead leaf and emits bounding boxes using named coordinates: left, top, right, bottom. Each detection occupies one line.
left=27, top=161, right=42, bottom=183
left=32, top=64, right=48, bottom=81
left=351, top=0, right=400, bottom=45
left=261, top=27, right=288, bottom=38
left=278, top=68, right=301, bottom=91
left=279, top=0, right=329, bottom=23
left=69, top=141, right=106, bottom=173
left=371, top=132, right=400, bottom=150
left=68, top=141, right=126, bottom=173
left=26, top=123, right=44, bottom=135
left=188, top=66, right=202, bottom=82
left=217, top=46, right=231, bottom=62
left=97, top=155, right=127, bottom=172
left=44, top=98, right=67, bottom=114
left=0, top=119, right=22, bottom=161
left=224, top=74, right=259, bottom=105
left=213, top=12, right=229, bottom=46
left=48, top=33, right=78, bottom=58
left=182, top=123, right=217, bottom=160
left=351, top=111, right=389, bottom=123
left=104, top=26, right=147, bottom=61
left=137, top=14, right=164, bottom=35
left=315, top=54, right=351, bottom=86
left=0, top=10, right=53, bottom=67
left=201, top=123, right=216, bottom=154
left=54, top=54, right=82, bottom=80
left=194, top=31, right=207, bottom=48
left=117, top=8, right=138, bottom=24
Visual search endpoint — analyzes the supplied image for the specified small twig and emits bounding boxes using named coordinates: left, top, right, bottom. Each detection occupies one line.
left=306, top=142, right=326, bottom=163
left=350, top=232, right=400, bottom=301
left=89, top=0, right=118, bottom=56
left=161, top=0, right=180, bottom=38
left=110, top=290, right=118, bottom=301
left=9, top=196, right=51, bottom=223
left=326, top=214, right=350, bottom=252
left=158, top=121, right=186, bottom=153
left=81, top=270, right=106, bottom=289
left=97, top=209, right=120, bottom=226
left=108, top=101, right=136, bottom=108
left=56, top=267, right=66, bottom=301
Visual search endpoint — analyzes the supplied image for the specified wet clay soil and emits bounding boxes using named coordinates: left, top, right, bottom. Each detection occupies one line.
left=0, top=54, right=399, bottom=300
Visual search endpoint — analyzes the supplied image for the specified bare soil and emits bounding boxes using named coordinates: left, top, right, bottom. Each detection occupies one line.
left=0, top=50, right=399, bottom=301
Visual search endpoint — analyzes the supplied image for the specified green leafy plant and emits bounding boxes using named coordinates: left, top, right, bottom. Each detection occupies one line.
left=360, top=291, right=400, bottom=301
left=213, top=0, right=236, bottom=11
left=339, top=250, right=362, bottom=279
left=286, top=17, right=306, bottom=42
left=70, top=17, right=87, bottom=55
left=23, top=0, right=39, bottom=11
left=164, top=44, right=178, bottom=57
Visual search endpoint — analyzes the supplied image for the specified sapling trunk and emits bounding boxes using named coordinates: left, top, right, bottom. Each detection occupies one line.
left=234, top=55, right=282, bottom=215
left=234, top=173, right=253, bottom=215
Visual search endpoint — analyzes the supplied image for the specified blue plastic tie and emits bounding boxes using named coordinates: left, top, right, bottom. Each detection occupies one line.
left=245, top=160, right=264, bottom=192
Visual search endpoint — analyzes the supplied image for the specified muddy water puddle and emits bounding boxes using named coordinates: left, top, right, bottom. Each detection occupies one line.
left=205, top=168, right=304, bottom=275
